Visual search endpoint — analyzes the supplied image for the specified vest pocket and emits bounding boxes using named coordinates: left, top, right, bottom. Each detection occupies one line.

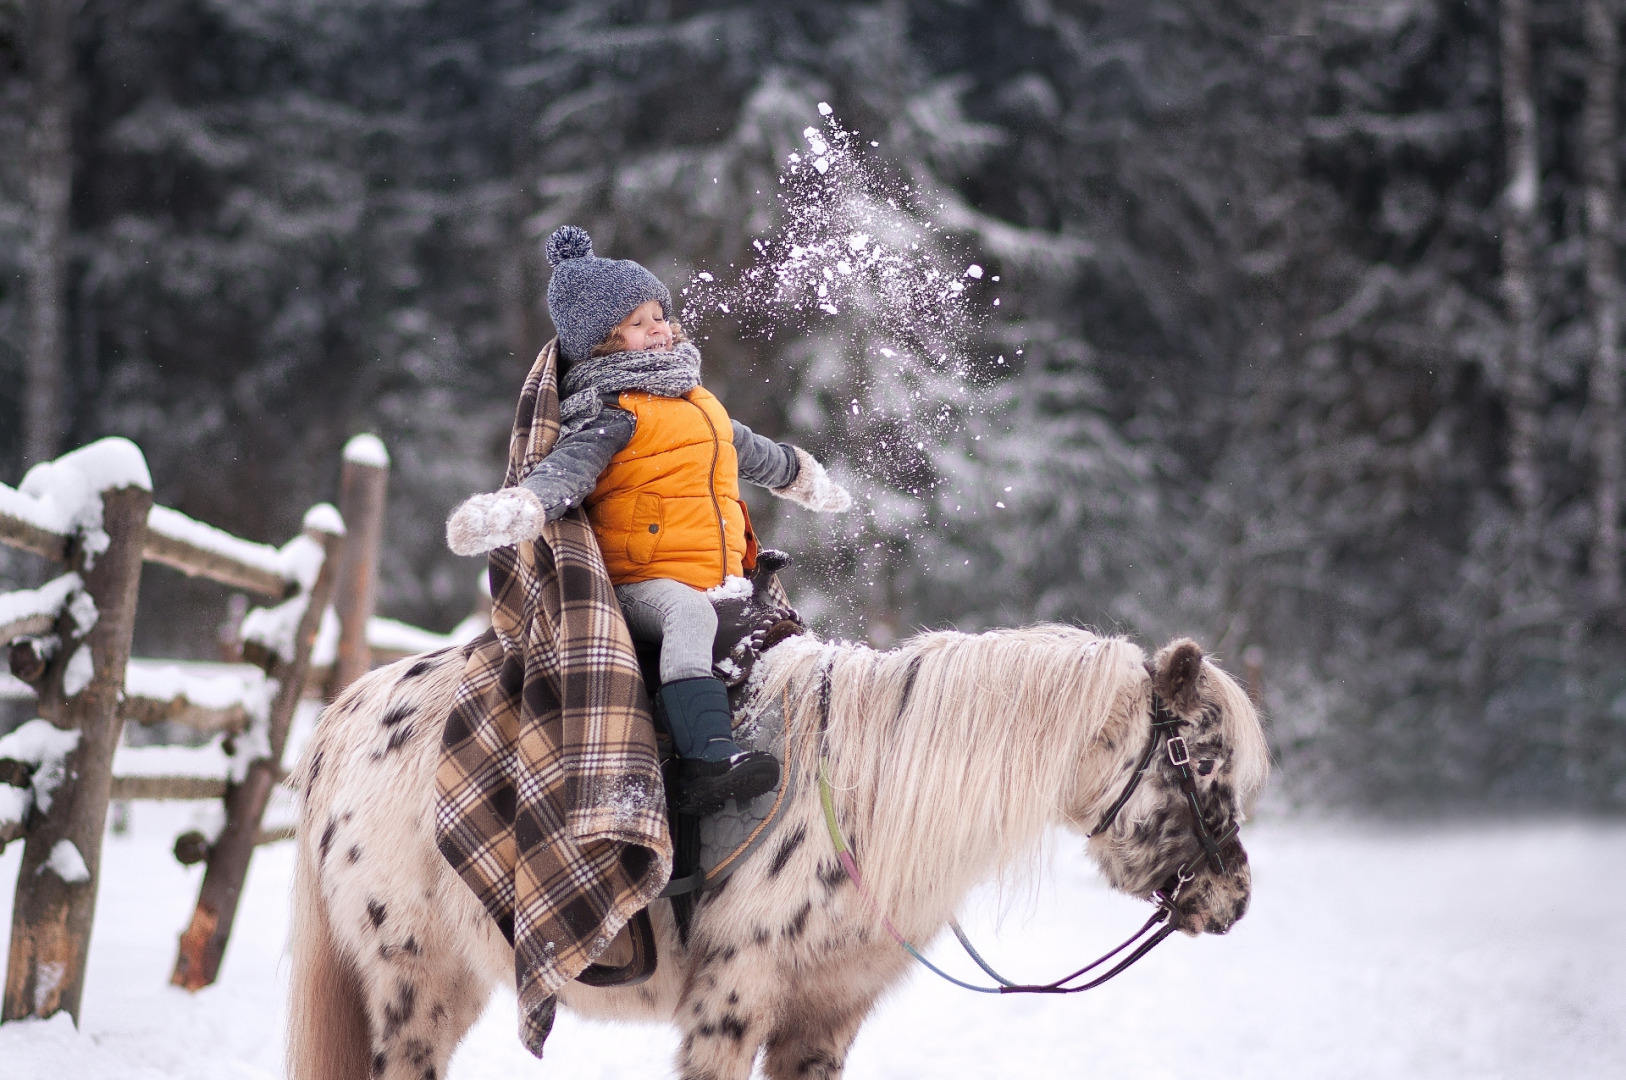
left=626, top=493, right=664, bottom=564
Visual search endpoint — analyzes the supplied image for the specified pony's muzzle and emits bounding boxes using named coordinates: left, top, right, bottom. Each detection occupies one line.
left=1168, top=844, right=1251, bottom=936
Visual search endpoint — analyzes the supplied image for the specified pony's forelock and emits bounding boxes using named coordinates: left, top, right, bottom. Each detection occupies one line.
left=1203, top=657, right=1271, bottom=809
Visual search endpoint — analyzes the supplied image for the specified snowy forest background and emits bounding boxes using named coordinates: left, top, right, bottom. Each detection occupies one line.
left=2, top=0, right=1625, bottom=810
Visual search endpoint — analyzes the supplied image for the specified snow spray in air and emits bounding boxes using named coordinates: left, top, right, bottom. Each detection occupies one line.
left=681, top=104, right=1000, bottom=633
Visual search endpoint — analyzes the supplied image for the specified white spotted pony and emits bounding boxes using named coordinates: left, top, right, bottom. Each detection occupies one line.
left=287, top=626, right=1269, bottom=1080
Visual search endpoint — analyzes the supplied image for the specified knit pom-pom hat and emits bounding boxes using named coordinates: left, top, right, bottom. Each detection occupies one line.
left=544, top=225, right=673, bottom=362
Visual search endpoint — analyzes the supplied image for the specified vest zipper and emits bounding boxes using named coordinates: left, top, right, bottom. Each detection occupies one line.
left=688, top=397, right=727, bottom=582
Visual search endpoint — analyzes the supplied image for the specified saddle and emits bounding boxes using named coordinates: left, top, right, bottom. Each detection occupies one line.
left=578, top=550, right=804, bottom=988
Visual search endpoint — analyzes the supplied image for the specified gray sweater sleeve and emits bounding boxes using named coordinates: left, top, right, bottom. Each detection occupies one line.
left=731, top=420, right=801, bottom=490
left=519, top=406, right=635, bottom=521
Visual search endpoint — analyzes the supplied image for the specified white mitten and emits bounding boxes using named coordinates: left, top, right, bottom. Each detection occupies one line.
left=445, top=487, right=547, bottom=556
left=771, top=447, right=852, bottom=513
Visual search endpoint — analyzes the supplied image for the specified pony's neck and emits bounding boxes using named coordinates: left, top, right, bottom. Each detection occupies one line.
left=772, top=629, right=1137, bottom=939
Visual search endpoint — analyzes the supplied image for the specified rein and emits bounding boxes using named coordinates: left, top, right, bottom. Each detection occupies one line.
left=817, top=760, right=1180, bottom=995
left=811, top=654, right=1227, bottom=997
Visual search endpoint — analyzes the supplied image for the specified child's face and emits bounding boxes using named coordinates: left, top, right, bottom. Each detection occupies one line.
left=613, top=301, right=672, bottom=352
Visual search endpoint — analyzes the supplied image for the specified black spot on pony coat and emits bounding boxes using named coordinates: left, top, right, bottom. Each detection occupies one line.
left=782, top=901, right=813, bottom=941
left=373, top=721, right=415, bottom=759
left=381, top=980, right=417, bottom=1039
left=398, top=1037, right=435, bottom=1079
left=404, top=656, right=439, bottom=680
left=379, top=702, right=416, bottom=728
left=767, top=824, right=807, bottom=878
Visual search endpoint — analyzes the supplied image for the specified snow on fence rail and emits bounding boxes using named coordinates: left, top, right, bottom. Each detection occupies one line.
left=0, top=435, right=437, bottom=1025
left=143, top=505, right=296, bottom=599
left=0, top=573, right=84, bottom=648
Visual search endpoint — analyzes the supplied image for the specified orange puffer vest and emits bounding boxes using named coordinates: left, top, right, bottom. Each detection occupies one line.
left=585, top=387, right=756, bottom=588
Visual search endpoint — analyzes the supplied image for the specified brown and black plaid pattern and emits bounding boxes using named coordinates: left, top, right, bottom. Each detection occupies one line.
left=435, top=339, right=672, bottom=1056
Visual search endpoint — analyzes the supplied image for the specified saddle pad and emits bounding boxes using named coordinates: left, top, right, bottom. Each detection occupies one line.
left=699, top=688, right=796, bottom=887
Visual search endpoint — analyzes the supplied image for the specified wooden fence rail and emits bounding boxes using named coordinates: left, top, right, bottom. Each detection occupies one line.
left=332, top=434, right=390, bottom=695
left=143, top=505, right=295, bottom=600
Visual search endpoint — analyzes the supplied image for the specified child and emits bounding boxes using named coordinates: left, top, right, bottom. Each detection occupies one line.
left=449, top=225, right=850, bottom=811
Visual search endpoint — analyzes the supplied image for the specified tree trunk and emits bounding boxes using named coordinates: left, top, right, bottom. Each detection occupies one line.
left=22, top=0, right=76, bottom=468
left=1585, top=0, right=1623, bottom=606
left=1500, top=0, right=1544, bottom=532
left=502, top=186, right=548, bottom=366
left=3, top=484, right=150, bottom=1023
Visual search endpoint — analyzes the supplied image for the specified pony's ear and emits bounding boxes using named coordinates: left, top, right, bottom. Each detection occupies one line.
left=1152, top=638, right=1204, bottom=714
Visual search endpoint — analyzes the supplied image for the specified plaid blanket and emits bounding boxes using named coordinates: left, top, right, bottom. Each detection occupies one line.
left=435, top=339, right=672, bottom=1057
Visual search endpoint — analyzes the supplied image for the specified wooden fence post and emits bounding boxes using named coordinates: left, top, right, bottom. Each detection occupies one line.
left=171, top=512, right=345, bottom=991
left=3, top=482, right=151, bottom=1023
left=331, top=434, right=389, bottom=695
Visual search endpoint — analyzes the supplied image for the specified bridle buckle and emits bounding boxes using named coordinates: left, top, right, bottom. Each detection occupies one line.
left=1166, top=736, right=1190, bottom=767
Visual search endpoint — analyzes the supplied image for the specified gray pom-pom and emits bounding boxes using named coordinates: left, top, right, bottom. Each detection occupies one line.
left=546, top=225, right=593, bottom=267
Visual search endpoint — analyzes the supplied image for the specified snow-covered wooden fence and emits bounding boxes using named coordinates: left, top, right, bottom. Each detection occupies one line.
left=0, top=434, right=483, bottom=1022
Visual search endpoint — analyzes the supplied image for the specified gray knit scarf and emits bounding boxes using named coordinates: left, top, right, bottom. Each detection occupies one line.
left=557, top=341, right=702, bottom=437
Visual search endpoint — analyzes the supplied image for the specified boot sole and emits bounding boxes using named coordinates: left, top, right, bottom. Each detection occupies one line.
left=675, top=757, right=781, bottom=814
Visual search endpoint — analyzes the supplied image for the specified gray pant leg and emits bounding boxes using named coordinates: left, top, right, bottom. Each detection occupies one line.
left=615, top=578, right=718, bottom=684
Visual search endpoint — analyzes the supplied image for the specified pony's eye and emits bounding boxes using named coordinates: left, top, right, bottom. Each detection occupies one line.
left=1196, top=759, right=1216, bottom=776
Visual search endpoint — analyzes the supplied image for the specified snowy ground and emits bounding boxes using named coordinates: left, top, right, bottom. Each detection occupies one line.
left=0, top=803, right=1620, bottom=1080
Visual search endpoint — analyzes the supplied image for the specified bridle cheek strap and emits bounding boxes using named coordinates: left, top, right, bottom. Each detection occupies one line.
left=1086, top=697, right=1181, bottom=839
left=1089, top=692, right=1232, bottom=875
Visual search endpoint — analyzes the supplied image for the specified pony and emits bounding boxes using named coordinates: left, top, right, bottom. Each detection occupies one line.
left=286, top=626, right=1269, bottom=1080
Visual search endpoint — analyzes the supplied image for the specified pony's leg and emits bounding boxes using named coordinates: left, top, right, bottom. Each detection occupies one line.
left=673, top=943, right=771, bottom=1080
left=354, top=930, right=492, bottom=1080
left=759, top=994, right=870, bottom=1080
left=329, top=838, right=500, bottom=1079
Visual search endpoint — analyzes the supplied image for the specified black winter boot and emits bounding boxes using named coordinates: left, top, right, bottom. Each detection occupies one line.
left=659, top=677, right=780, bottom=813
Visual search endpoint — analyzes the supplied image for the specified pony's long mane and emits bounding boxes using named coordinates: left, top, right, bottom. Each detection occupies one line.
left=754, top=625, right=1269, bottom=931
left=754, top=625, right=1151, bottom=927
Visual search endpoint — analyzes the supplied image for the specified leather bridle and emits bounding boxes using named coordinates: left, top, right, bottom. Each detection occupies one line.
left=1088, top=674, right=1238, bottom=876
